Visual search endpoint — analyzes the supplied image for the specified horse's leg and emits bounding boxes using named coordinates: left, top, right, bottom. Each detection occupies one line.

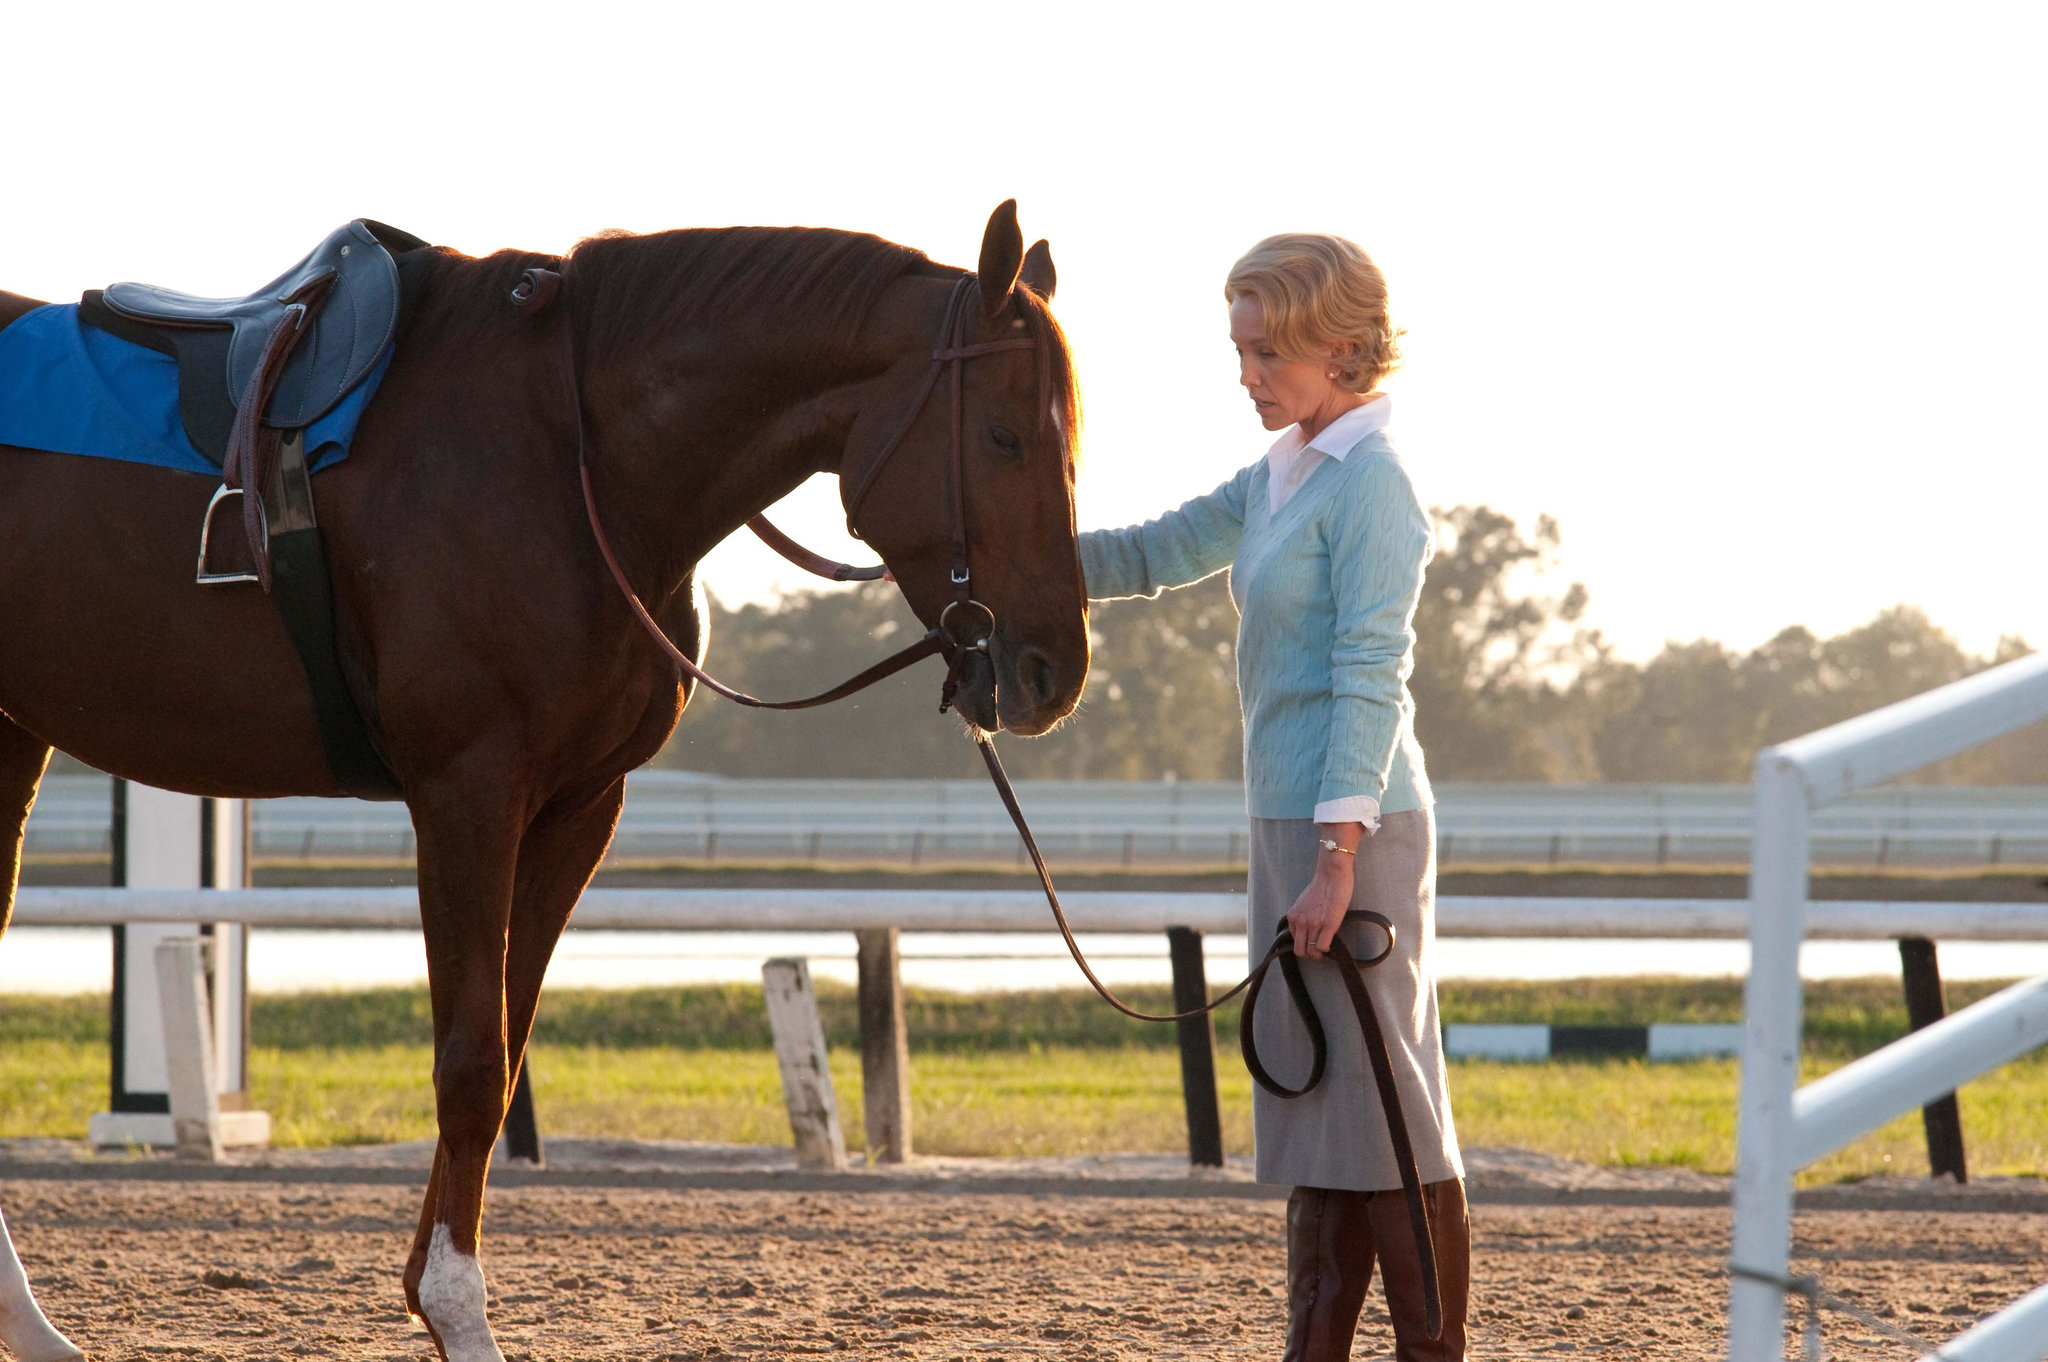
left=399, top=776, right=527, bottom=1362
left=398, top=777, right=623, bottom=1361
left=501, top=780, right=626, bottom=1114
left=0, top=718, right=82, bottom=1362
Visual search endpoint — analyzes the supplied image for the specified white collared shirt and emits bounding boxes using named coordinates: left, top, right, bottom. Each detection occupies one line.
left=1264, top=394, right=1391, bottom=516
left=1263, top=395, right=1393, bottom=832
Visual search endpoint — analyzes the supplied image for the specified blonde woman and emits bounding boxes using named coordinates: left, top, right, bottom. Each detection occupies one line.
left=1078, top=235, right=1465, bottom=1361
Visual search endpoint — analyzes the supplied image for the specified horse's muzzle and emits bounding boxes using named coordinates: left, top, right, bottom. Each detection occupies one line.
left=991, top=640, right=1078, bottom=737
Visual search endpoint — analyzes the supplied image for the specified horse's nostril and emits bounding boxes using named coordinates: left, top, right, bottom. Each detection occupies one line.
left=1016, top=648, right=1058, bottom=707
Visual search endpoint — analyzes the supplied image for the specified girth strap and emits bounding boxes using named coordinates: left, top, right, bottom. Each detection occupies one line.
left=266, top=430, right=403, bottom=800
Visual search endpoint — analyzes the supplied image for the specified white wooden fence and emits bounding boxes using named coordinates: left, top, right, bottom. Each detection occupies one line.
left=1729, top=652, right=2048, bottom=1362
left=25, top=776, right=2048, bottom=869
left=14, top=886, right=2048, bottom=938
left=22, top=883, right=2048, bottom=1174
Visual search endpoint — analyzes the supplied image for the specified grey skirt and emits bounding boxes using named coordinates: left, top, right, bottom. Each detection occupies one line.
left=1246, top=809, right=1463, bottom=1191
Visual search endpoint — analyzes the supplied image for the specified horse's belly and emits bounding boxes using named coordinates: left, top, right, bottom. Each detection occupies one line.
left=0, top=450, right=343, bottom=797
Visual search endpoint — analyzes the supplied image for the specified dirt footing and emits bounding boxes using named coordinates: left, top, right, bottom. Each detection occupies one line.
left=3, top=1174, right=2034, bottom=1360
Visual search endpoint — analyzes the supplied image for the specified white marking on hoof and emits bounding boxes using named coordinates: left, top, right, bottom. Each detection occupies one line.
left=416, top=1223, right=503, bottom=1362
left=0, top=1211, right=83, bottom=1362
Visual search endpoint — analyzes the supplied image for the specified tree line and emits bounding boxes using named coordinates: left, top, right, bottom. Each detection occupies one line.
left=654, top=504, right=2041, bottom=784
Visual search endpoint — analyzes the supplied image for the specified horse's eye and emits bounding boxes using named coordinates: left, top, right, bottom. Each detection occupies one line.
left=987, top=424, right=1023, bottom=459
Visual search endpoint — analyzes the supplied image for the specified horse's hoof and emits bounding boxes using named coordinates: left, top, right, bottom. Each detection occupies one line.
left=12, top=1340, right=84, bottom=1362
left=417, top=1225, right=505, bottom=1362
left=0, top=1316, right=86, bottom=1362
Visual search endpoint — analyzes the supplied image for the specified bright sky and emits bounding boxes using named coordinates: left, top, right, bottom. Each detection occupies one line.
left=6, top=2, right=2043, bottom=663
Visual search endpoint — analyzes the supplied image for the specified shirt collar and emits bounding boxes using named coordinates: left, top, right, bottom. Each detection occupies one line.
left=1264, top=394, right=1392, bottom=463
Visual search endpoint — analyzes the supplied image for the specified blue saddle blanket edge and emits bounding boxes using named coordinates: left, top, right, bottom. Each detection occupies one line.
left=0, top=303, right=390, bottom=476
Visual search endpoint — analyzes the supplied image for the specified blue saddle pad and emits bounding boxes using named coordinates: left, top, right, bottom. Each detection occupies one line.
left=0, top=303, right=389, bottom=477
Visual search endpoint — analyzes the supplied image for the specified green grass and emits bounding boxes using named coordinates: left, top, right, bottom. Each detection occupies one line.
left=2, top=978, right=2045, bottom=1183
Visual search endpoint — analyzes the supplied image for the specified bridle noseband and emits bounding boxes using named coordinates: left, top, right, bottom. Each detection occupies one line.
left=838, top=274, right=1036, bottom=710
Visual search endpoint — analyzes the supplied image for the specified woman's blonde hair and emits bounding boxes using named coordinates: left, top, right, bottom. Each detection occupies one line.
left=1224, top=234, right=1403, bottom=393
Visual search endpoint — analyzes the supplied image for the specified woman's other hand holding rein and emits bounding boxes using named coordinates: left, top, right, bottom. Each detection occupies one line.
left=1286, top=821, right=1365, bottom=959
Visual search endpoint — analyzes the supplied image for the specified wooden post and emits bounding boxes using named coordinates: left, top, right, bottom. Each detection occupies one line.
left=502, top=1059, right=544, bottom=1165
left=1166, top=926, right=1224, bottom=1167
left=762, top=958, right=848, bottom=1171
left=1898, top=936, right=1968, bottom=1182
left=855, top=928, right=913, bottom=1164
left=154, top=937, right=223, bottom=1162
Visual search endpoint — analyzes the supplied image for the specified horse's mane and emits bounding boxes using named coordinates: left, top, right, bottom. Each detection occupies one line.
left=568, top=224, right=1081, bottom=464
left=564, top=226, right=930, bottom=367
left=395, top=225, right=1080, bottom=465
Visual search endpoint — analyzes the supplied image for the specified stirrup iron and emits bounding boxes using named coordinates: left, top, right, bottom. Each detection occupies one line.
left=195, top=484, right=268, bottom=586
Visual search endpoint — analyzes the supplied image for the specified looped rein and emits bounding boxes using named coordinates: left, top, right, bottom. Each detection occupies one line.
left=1240, top=911, right=1443, bottom=1340
left=977, top=742, right=1443, bottom=1339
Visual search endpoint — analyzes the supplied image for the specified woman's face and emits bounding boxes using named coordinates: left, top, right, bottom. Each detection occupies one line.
left=1230, top=295, right=1338, bottom=432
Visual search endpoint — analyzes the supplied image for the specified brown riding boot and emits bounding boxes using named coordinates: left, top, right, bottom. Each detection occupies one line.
left=1282, top=1186, right=1377, bottom=1361
left=1365, top=1177, right=1471, bottom=1361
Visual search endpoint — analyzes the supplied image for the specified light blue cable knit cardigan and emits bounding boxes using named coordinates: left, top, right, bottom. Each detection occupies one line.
left=1077, top=431, right=1435, bottom=820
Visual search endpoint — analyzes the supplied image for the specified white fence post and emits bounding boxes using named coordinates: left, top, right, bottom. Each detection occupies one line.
left=154, top=937, right=223, bottom=1162
left=761, top=958, right=847, bottom=1171
left=1728, top=754, right=1811, bottom=1358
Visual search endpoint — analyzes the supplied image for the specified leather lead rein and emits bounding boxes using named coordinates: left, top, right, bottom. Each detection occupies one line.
left=553, top=262, right=1441, bottom=1340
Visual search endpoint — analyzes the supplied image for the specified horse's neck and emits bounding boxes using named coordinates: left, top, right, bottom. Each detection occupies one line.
left=580, top=345, right=878, bottom=606
left=578, top=269, right=947, bottom=607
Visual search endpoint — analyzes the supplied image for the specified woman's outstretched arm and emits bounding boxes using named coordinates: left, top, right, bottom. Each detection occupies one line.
left=1076, top=464, right=1255, bottom=602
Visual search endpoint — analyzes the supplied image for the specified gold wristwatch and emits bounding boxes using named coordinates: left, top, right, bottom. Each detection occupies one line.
left=1317, top=838, right=1356, bottom=857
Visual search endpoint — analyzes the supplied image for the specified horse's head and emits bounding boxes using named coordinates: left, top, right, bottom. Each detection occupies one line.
left=842, top=202, right=1089, bottom=736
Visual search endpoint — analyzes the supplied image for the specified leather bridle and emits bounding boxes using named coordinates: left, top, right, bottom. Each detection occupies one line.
left=575, top=273, right=1026, bottom=716
left=547, top=263, right=1440, bottom=1338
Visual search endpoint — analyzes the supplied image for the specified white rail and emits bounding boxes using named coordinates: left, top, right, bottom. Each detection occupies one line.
left=1729, top=651, right=2048, bottom=1362
left=26, top=775, right=2048, bottom=869
left=1789, top=976, right=2048, bottom=1169
left=13, top=888, right=2048, bottom=940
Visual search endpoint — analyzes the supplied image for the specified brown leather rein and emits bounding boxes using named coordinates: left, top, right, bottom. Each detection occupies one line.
left=552, top=264, right=1439, bottom=1336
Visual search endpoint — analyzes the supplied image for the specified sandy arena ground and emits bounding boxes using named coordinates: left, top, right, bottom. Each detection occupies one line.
left=4, top=1172, right=2041, bottom=1361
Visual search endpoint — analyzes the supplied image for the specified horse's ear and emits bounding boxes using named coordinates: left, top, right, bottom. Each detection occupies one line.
left=1020, top=239, right=1056, bottom=302
left=977, top=199, right=1024, bottom=318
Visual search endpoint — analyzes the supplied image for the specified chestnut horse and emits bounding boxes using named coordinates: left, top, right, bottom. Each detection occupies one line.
left=0, top=202, right=1087, bottom=1361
